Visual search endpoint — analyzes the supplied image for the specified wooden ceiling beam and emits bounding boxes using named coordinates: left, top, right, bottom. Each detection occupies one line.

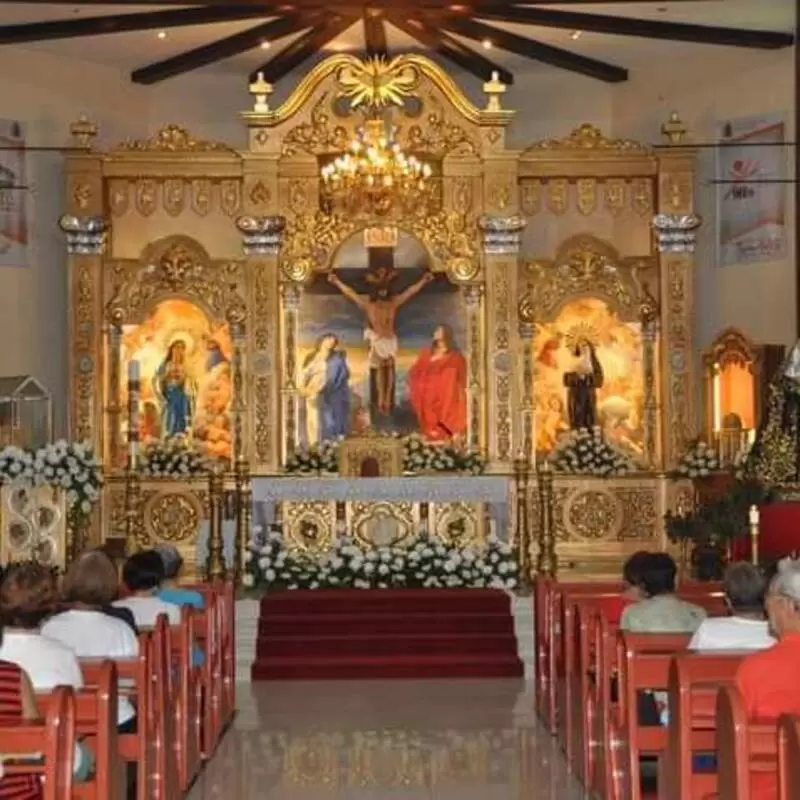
left=132, top=15, right=310, bottom=85
left=364, top=8, right=389, bottom=59
left=0, top=6, right=271, bottom=46
left=471, top=7, right=794, bottom=50
left=439, top=14, right=627, bottom=82
left=249, top=14, right=358, bottom=83
left=388, top=13, right=513, bottom=85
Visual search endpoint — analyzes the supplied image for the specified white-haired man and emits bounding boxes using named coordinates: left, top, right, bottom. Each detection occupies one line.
left=735, top=557, right=800, bottom=798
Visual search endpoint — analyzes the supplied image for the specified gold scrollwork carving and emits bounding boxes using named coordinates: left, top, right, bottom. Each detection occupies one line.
left=145, top=492, right=201, bottom=542
left=576, top=178, right=597, bottom=216
left=434, top=502, right=480, bottom=548
left=71, top=181, right=92, bottom=211
left=522, top=235, right=648, bottom=321
left=520, top=180, right=541, bottom=216
left=284, top=501, right=334, bottom=554
left=108, top=180, right=129, bottom=217
left=247, top=179, right=272, bottom=211
left=616, top=488, right=658, bottom=540
left=604, top=179, right=626, bottom=217
left=526, top=123, right=649, bottom=153
left=191, top=179, right=212, bottom=216
left=351, top=501, right=414, bottom=549
left=452, top=178, right=472, bottom=214
left=335, top=56, right=421, bottom=110
left=135, top=179, right=158, bottom=217
left=73, top=263, right=96, bottom=443
left=219, top=179, right=241, bottom=217
left=486, top=179, right=512, bottom=212
left=566, top=490, right=620, bottom=540
left=117, top=124, right=231, bottom=153
left=281, top=94, right=349, bottom=157
left=288, top=180, right=309, bottom=215
left=162, top=179, right=185, bottom=217
left=631, top=178, right=654, bottom=217
left=404, top=101, right=478, bottom=156
left=546, top=179, right=568, bottom=215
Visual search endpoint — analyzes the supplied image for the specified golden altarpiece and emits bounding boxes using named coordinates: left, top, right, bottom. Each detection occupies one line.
left=59, top=54, right=699, bottom=579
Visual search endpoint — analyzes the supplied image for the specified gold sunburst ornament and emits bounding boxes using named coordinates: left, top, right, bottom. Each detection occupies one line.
left=565, top=322, right=600, bottom=352
left=335, top=56, right=420, bottom=110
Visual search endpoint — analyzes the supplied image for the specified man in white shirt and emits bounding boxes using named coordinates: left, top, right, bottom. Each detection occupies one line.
left=689, top=562, right=776, bottom=651
left=113, top=550, right=181, bottom=628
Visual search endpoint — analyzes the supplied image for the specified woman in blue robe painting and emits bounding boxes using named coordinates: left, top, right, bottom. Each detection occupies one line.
left=154, top=338, right=197, bottom=438
left=300, top=333, right=350, bottom=444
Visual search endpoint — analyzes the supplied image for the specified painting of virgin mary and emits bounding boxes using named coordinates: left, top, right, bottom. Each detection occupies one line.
left=299, top=333, right=351, bottom=444
left=153, top=338, right=198, bottom=437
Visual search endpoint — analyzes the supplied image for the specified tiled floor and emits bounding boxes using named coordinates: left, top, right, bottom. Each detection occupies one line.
left=187, top=679, right=583, bottom=799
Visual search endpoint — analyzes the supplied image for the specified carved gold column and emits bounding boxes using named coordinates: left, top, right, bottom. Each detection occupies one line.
left=280, top=284, right=302, bottom=463
left=463, top=285, right=484, bottom=450
left=479, top=214, right=526, bottom=467
left=233, top=456, right=251, bottom=586
left=535, top=463, right=556, bottom=577
left=640, top=289, right=661, bottom=469
left=513, top=452, right=533, bottom=592
left=105, top=307, right=124, bottom=470
left=518, top=308, right=535, bottom=462
left=123, top=468, right=141, bottom=555
left=653, top=143, right=699, bottom=467
left=206, top=466, right=226, bottom=581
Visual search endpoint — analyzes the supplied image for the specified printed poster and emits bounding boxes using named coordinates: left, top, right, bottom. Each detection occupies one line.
left=0, top=120, right=27, bottom=267
left=717, top=113, right=787, bottom=266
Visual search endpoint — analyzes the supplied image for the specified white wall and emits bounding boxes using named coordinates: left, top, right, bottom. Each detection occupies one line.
left=613, top=47, right=796, bottom=350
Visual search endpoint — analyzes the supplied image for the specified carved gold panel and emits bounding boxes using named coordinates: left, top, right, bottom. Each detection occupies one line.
left=350, top=501, right=414, bottom=549
left=432, top=502, right=482, bottom=548
left=283, top=501, right=335, bottom=554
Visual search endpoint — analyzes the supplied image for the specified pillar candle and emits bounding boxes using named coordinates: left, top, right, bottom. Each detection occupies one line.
left=749, top=505, right=760, bottom=526
left=127, top=359, right=141, bottom=469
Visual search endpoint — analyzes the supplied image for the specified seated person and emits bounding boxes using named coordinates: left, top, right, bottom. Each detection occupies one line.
left=0, top=566, right=92, bottom=782
left=595, top=550, right=650, bottom=625
left=736, top=557, right=800, bottom=799
left=621, top=552, right=707, bottom=633
left=80, top=548, right=137, bottom=634
left=689, top=562, right=775, bottom=651
left=154, top=545, right=204, bottom=610
left=41, top=550, right=138, bottom=732
left=0, top=657, right=41, bottom=800
left=113, top=551, right=181, bottom=628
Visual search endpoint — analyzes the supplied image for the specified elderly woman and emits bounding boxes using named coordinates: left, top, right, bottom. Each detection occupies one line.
left=42, top=551, right=138, bottom=732
left=736, top=557, right=800, bottom=798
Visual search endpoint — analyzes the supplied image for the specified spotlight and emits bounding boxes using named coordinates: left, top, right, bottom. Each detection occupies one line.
left=570, top=30, right=582, bottom=40
left=482, top=38, right=492, bottom=50
left=157, top=30, right=167, bottom=40
left=260, top=41, right=270, bottom=50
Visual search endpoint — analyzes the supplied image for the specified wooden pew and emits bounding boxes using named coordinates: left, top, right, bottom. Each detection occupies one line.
left=663, top=651, right=746, bottom=800
left=0, top=685, right=75, bottom=800
left=172, top=608, right=203, bottom=790
left=778, top=714, right=800, bottom=799
left=609, top=631, right=692, bottom=800
left=716, top=684, right=777, bottom=799
left=36, top=660, right=122, bottom=800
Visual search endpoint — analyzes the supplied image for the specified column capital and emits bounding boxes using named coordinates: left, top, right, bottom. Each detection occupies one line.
left=236, top=215, right=286, bottom=256
left=58, top=214, right=108, bottom=255
left=478, top=213, right=526, bottom=255
left=652, top=213, right=701, bottom=253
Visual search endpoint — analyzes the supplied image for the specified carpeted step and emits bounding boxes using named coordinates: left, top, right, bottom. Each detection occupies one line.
left=251, top=652, right=524, bottom=681
left=259, top=588, right=512, bottom=616
left=258, top=611, right=515, bottom=638
left=257, top=631, right=518, bottom=658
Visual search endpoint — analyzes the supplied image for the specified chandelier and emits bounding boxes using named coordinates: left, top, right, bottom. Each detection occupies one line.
left=321, top=117, right=432, bottom=217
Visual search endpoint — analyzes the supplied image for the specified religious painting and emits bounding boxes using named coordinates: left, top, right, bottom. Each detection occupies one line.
left=716, top=113, right=787, bottom=266
left=120, top=298, right=233, bottom=462
left=0, top=120, right=27, bottom=267
left=297, top=230, right=467, bottom=445
left=533, top=297, right=644, bottom=455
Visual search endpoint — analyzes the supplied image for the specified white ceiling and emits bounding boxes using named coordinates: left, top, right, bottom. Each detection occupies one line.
left=0, top=1, right=795, bottom=80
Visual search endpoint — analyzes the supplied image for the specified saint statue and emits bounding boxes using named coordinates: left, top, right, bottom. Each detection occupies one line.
left=328, top=267, right=433, bottom=417
left=408, top=325, right=468, bottom=441
left=563, top=339, right=604, bottom=430
left=153, top=339, right=197, bottom=438
left=299, top=333, right=351, bottom=445
left=746, top=341, right=800, bottom=484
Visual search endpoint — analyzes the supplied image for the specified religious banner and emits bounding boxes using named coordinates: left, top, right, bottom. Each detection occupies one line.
left=0, top=120, right=28, bottom=267
left=716, top=113, right=787, bottom=266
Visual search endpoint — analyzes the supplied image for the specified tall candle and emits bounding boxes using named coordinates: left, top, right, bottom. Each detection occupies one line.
left=128, top=359, right=140, bottom=381
left=749, top=505, right=760, bottom=526
left=127, top=359, right=141, bottom=469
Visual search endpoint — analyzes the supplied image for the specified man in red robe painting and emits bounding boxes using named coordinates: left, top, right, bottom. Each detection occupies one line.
left=408, top=325, right=468, bottom=442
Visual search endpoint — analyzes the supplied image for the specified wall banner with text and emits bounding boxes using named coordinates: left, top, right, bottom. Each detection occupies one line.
left=716, top=113, right=787, bottom=267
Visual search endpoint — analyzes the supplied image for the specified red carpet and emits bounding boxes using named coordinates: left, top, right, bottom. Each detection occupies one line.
left=251, top=588, right=524, bottom=681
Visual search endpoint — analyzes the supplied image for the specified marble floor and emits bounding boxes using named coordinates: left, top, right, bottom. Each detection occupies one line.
left=187, top=679, right=584, bottom=800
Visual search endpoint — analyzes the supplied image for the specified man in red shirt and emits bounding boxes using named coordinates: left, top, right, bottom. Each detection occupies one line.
left=736, top=557, right=800, bottom=798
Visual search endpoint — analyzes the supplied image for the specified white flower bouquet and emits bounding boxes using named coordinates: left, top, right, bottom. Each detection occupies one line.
left=284, top=438, right=340, bottom=475
left=548, top=427, right=635, bottom=477
left=138, top=439, right=211, bottom=477
left=244, top=527, right=517, bottom=591
left=675, top=440, right=720, bottom=478
left=0, top=440, right=103, bottom=519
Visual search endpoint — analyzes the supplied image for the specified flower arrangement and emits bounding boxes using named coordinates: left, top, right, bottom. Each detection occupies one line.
left=243, top=526, right=517, bottom=591
left=548, top=427, right=635, bottom=477
left=675, top=440, right=720, bottom=478
left=0, top=440, right=103, bottom=518
left=284, top=434, right=486, bottom=476
left=138, top=439, right=211, bottom=477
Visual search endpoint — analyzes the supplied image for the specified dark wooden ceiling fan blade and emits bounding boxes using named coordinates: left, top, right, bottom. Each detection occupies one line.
left=364, top=9, right=388, bottom=59
left=439, top=15, right=627, bottom=82
left=388, top=14, right=513, bottom=85
left=249, top=14, right=358, bottom=83
left=472, top=7, right=794, bottom=49
left=132, top=15, right=308, bottom=85
left=0, top=6, right=271, bottom=46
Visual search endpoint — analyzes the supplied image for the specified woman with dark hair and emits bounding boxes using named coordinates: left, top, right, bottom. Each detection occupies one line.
left=113, top=551, right=180, bottom=628
left=408, top=324, right=467, bottom=442
left=563, top=339, right=604, bottom=430
left=595, top=550, right=651, bottom=625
